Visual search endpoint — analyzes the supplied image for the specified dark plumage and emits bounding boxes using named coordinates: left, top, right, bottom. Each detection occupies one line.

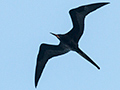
left=35, top=2, right=109, bottom=88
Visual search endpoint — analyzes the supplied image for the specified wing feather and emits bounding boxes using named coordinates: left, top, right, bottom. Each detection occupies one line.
left=35, top=43, right=69, bottom=87
left=66, top=2, right=109, bottom=43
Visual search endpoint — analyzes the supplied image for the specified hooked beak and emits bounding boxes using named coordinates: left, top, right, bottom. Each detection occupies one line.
left=50, top=32, right=60, bottom=38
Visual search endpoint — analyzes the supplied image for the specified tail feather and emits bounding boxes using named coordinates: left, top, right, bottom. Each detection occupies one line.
left=76, top=48, right=100, bottom=70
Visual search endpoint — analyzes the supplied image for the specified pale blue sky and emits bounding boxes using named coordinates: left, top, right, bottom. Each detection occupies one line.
left=0, top=0, right=120, bottom=90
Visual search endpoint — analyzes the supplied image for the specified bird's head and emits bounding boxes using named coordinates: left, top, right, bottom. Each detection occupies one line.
left=50, top=32, right=61, bottom=40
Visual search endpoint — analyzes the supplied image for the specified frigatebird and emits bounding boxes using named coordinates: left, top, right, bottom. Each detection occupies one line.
left=35, top=2, right=109, bottom=87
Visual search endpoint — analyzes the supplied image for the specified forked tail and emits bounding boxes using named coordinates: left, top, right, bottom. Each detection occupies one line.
left=76, top=48, right=100, bottom=70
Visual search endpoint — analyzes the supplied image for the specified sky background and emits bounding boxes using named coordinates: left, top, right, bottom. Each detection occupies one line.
left=0, top=0, right=120, bottom=90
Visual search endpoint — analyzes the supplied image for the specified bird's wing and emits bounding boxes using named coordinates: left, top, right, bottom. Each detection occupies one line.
left=35, top=43, right=69, bottom=87
left=66, top=2, right=109, bottom=43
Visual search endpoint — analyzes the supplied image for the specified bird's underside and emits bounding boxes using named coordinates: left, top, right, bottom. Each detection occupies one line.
left=35, top=2, right=109, bottom=88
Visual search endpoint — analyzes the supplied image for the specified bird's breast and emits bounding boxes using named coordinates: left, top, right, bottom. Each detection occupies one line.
left=61, top=38, right=78, bottom=51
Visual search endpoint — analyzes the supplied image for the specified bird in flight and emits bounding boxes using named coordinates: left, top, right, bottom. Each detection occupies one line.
left=35, top=2, right=109, bottom=88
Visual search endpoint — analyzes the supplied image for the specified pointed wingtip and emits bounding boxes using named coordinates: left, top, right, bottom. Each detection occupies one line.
left=35, top=82, right=37, bottom=88
left=35, top=76, right=38, bottom=88
left=107, top=2, right=110, bottom=4
left=99, top=2, right=110, bottom=6
left=97, top=2, right=110, bottom=6
left=104, top=2, right=110, bottom=5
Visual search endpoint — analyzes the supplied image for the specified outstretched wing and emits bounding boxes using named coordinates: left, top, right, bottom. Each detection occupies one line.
left=66, top=2, right=109, bottom=43
left=35, top=43, right=69, bottom=87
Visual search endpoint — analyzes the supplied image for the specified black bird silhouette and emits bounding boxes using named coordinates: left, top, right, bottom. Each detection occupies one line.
left=35, top=2, right=109, bottom=87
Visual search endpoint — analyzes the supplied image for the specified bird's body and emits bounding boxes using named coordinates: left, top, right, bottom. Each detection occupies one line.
left=35, top=2, right=109, bottom=88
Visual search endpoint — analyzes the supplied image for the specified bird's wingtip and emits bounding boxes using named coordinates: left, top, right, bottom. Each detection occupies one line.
left=35, top=79, right=38, bottom=88
left=105, top=2, right=110, bottom=4
left=97, top=2, right=110, bottom=5
left=35, top=83, right=37, bottom=88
